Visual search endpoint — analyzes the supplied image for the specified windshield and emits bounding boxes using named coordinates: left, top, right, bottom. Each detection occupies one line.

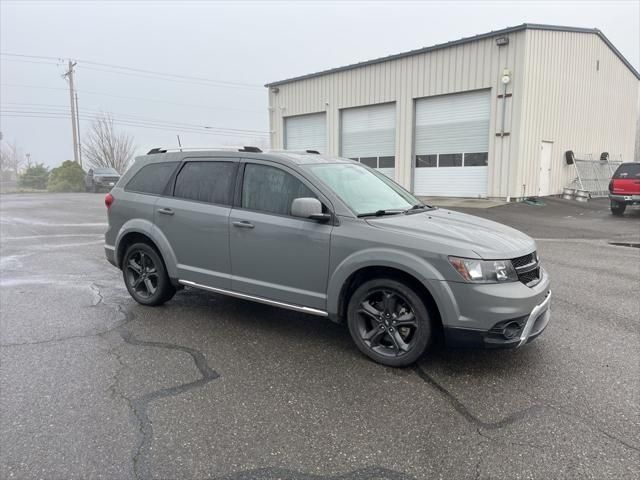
left=94, top=168, right=119, bottom=175
left=309, top=163, right=421, bottom=215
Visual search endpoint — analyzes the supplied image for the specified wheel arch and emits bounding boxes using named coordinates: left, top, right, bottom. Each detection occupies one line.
left=115, top=220, right=178, bottom=279
left=327, top=250, right=458, bottom=332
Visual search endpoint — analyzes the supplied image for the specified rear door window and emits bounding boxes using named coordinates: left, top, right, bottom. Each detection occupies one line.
left=173, top=161, right=236, bottom=205
left=613, top=163, right=640, bottom=178
left=126, top=162, right=179, bottom=195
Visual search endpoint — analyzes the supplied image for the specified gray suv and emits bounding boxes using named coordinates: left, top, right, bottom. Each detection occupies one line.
left=104, top=148, right=551, bottom=367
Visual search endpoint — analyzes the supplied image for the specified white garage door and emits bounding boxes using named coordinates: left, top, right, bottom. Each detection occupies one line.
left=284, top=113, right=326, bottom=153
left=413, top=90, right=490, bottom=197
left=341, top=103, right=396, bottom=179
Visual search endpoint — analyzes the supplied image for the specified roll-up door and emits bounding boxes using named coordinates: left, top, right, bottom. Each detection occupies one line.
left=284, top=113, right=326, bottom=153
left=413, top=90, right=490, bottom=197
left=341, top=103, right=396, bottom=179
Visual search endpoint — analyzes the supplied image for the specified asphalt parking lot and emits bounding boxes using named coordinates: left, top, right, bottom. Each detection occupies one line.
left=1, top=193, right=638, bottom=480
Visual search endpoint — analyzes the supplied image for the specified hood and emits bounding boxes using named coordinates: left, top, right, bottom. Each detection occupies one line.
left=366, top=208, right=535, bottom=259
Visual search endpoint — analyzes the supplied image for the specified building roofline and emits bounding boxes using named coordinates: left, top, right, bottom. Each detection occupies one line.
left=265, top=23, right=640, bottom=87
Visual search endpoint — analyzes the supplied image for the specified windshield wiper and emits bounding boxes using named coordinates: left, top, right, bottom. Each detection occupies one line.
left=357, top=209, right=406, bottom=218
left=405, top=203, right=436, bottom=214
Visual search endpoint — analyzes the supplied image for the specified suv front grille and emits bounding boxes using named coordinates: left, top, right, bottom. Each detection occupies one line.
left=99, top=176, right=120, bottom=182
left=511, top=252, right=540, bottom=287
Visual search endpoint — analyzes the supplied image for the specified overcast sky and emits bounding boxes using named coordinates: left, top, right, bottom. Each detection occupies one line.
left=1, top=0, right=638, bottom=169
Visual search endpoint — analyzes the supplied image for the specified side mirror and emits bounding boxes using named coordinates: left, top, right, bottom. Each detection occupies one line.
left=291, top=197, right=331, bottom=222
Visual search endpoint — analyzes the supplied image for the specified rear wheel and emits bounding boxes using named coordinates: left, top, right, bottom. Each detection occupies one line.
left=611, top=201, right=626, bottom=216
left=122, top=242, right=175, bottom=306
left=347, top=278, right=432, bottom=367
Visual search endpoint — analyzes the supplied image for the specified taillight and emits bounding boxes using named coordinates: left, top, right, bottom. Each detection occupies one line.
left=105, top=193, right=114, bottom=209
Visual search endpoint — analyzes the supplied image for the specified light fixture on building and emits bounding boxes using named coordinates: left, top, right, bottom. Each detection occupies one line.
left=496, top=36, right=509, bottom=46
left=501, top=68, right=512, bottom=84
left=271, top=87, right=280, bottom=94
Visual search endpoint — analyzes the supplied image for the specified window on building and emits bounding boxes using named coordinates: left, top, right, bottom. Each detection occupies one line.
left=359, top=157, right=378, bottom=168
left=173, top=161, right=236, bottom=205
left=378, top=156, right=396, bottom=168
left=416, top=155, right=437, bottom=168
left=438, top=153, right=463, bottom=167
left=463, top=152, right=488, bottom=167
left=242, top=163, right=316, bottom=216
left=125, top=162, right=179, bottom=195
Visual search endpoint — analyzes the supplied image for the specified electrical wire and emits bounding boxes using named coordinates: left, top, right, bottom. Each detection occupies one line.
left=1, top=84, right=265, bottom=113
left=1, top=112, right=269, bottom=138
left=1, top=106, right=268, bottom=135
left=1, top=52, right=263, bottom=89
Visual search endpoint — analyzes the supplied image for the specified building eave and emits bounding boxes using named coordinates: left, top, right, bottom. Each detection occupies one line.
left=264, top=23, right=640, bottom=87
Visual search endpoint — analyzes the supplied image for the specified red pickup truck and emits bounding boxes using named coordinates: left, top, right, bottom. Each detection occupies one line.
left=609, top=162, right=640, bottom=216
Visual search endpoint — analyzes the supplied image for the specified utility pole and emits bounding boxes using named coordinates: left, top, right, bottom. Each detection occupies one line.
left=75, top=91, right=83, bottom=168
left=63, top=60, right=79, bottom=164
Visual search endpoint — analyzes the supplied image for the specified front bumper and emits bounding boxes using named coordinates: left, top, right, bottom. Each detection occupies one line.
left=444, top=291, right=551, bottom=348
left=441, top=268, right=551, bottom=348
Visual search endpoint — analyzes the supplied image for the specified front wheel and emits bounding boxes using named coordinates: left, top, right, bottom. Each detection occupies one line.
left=122, top=243, right=175, bottom=306
left=611, top=201, right=626, bottom=216
left=347, top=278, right=432, bottom=367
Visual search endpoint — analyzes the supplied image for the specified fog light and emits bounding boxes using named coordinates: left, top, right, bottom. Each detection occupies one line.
left=503, top=322, right=521, bottom=339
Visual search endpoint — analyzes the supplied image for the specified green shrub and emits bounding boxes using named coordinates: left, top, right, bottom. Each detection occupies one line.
left=47, top=160, right=85, bottom=192
left=19, top=163, right=49, bottom=190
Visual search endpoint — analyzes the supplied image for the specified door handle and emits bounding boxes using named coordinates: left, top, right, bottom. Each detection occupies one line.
left=157, top=208, right=175, bottom=216
left=232, top=220, right=254, bottom=229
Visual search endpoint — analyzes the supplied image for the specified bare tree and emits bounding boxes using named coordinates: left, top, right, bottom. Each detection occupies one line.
left=0, top=141, right=24, bottom=181
left=82, top=113, right=135, bottom=173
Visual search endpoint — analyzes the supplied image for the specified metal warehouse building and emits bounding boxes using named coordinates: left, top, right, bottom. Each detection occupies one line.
left=266, top=24, right=640, bottom=199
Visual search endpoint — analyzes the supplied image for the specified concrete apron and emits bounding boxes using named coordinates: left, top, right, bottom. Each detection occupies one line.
left=419, top=196, right=508, bottom=209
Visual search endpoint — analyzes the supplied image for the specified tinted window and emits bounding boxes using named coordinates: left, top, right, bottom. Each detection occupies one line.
left=416, top=155, right=437, bottom=168
left=613, top=163, right=640, bottom=178
left=379, top=156, right=395, bottom=168
left=174, top=161, right=235, bottom=205
left=242, top=164, right=316, bottom=216
left=439, top=153, right=463, bottom=167
left=464, top=152, right=488, bottom=167
left=126, top=162, right=178, bottom=195
left=360, top=157, right=377, bottom=168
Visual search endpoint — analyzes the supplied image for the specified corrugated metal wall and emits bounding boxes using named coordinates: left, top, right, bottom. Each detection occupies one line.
left=268, top=29, right=639, bottom=198
left=268, top=32, right=526, bottom=196
left=517, top=30, right=639, bottom=196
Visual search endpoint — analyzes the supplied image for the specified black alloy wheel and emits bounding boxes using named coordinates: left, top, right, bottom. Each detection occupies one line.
left=347, top=278, right=431, bottom=367
left=123, top=242, right=175, bottom=306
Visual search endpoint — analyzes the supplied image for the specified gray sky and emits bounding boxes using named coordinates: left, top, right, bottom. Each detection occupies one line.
left=1, top=0, right=638, bottom=169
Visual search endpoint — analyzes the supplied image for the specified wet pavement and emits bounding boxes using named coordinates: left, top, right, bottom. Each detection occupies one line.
left=1, top=193, right=638, bottom=479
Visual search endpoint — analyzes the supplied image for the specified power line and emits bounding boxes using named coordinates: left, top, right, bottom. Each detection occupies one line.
left=2, top=106, right=269, bottom=134
left=1, top=52, right=263, bottom=90
left=0, top=112, right=269, bottom=138
left=1, top=84, right=265, bottom=114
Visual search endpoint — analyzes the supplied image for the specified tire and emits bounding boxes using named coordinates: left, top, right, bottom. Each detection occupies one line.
left=611, top=201, right=626, bottom=216
left=122, top=242, right=176, bottom=306
left=347, top=278, right=432, bottom=367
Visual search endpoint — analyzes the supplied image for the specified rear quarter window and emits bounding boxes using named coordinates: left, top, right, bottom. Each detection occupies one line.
left=613, top=163, right=640, bottom=178
left=125, top=162, right=179, bottom=195
left=173, top=161, right=236, bottom=205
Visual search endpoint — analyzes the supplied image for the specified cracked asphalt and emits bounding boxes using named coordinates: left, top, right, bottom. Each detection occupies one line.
left=1, top=193, right=638, bottom=480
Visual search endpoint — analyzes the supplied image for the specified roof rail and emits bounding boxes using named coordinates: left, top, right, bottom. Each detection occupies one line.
left=147, top=148, right=167, bottom=154
left=146, top=146, right=263, bottom=154
left=306, top=149, right=320, bottom=154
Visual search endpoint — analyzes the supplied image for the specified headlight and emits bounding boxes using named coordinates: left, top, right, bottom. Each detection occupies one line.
left=449, top=256, right=518, bottom=283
